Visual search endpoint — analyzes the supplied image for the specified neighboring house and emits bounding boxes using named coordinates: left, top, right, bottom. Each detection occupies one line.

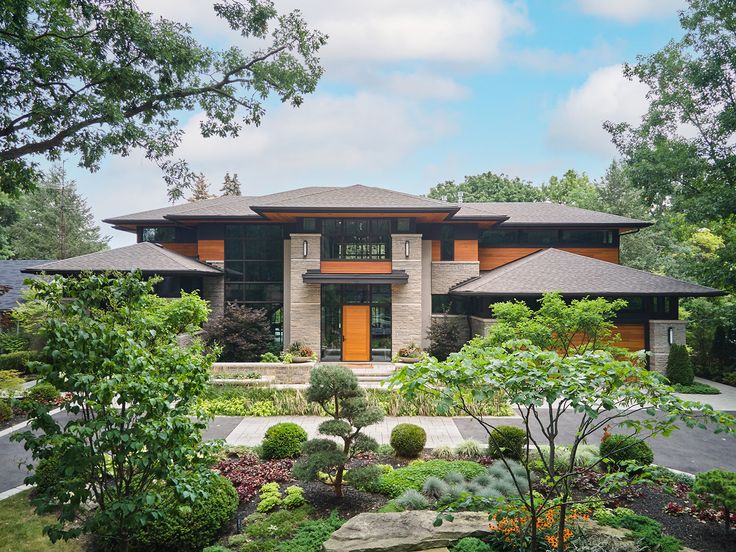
left=0, top=259, right=47, bottom=328
left=24, top=185, right=722, bottom=368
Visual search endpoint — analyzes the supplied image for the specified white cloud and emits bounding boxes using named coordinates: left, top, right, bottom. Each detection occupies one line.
left=547, top=64, right=649, bottom=156
left=575, top=0, right=684, bottom=23
left=512, top=40, right=622, bottom=73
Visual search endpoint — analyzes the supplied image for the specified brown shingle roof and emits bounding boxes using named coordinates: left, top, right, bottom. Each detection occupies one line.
left=23, top=242, right=222, bottom=276
left=450, top=248, right=722, bottom=297
left=454, top=202, right=650, bottom=227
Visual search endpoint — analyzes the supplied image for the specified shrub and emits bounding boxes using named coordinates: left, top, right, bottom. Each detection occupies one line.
left=26, top=382, right=60, bottom=403
left=261, top=422, right=308, bottom=460
left=690, top=469, right=736, bottom=531
left=202, top=547, right=231, bottom=552
left=426, top=314, right=464, bottom=360
left=672, top=381, right=720, bottom=394
left=394, top=489, right=429, bottom=510
left=279, top=511, right=344, bottom=552
left=260, top=351, right=280, bottom=363
left=390, top=423, right=427, bottom=458
left=282, top=485, right=306, bottom=509
left=0, top=399, right=11, bottom=422
left=256, top=482, right=282, bottom=513
left=0, top=351, right=40, bottom=373
left=666, top=344, right=694, bottom=385
left=347, top=464, right=385, bottom=493
left=376, top=443, right=395, bottom=456
left=432, top=445, right=455, bottom=460
left=378, top=459, right=486, bottom=498
left=214, top=451, right=294, bottom=502
left=422, top=476, right=450, bottom=499
left=203, top=303, right=274, bottom=361
left=452, top=537, right=492, bottom=552
left=488, top=425, right=527, bottom=460
left=134, top=473, right=238, bottom=552
left=599, top=434, right=654, bottom=468
left=455, top=439, right=484, bottom=458
left=33, top=453, right=61, bottom=493
left=287, top=341, right=315, bottom=358
left=596, top=509, right=682, bottom=552
left=0, top=332, right=30, bottom=354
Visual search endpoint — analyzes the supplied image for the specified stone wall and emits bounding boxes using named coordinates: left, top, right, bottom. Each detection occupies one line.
left=202, top=270, right=224, bottom=318
left=649, top=319, right=687, bottom=372
left=430, top=313, right=471, bottom=344
left=431, top=261, right=480, bottom=294
left=392, top=234, right=424, bottom=356
left=470, top=316, right=496, bottom=338
left=420, top=240, right=432, bottom=349
left=288, top=234, right=321, bottom=353
left=211, top=361, right=313, bottom=384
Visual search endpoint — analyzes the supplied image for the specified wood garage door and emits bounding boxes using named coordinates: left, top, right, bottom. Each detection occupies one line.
left=342, top=305, right=371, bottom=361
left=614, top=323, right=646, bottom=351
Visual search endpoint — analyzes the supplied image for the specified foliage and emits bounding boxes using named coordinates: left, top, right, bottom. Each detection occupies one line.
left=293, top=365, right=383, bottom=497
left=214, top=451, right=293, bottom=502
left=11, top=272, right=217, bottom=549
left=666, top=344, right=694, bottom=385
left=595, top=508, right=682, bottom=552
left=541, top=169, right=601, bottom=210
left=452, top=537, right=493, bottom=552
left=0, top=332, right=29, bottom=354
left=0, top=368, right=23, bottom=397
left=141, top=290, right=211, bottom=335
left=346, top=464, right=386, bottom=493
left=489, top=504, right=588, bottom=552
left=0, top=351, right=40, bottom=374
left=690, top=469, right=736, bottom=531
left=390, top=423, right=427, bottom=458
left=133, top=473, right=238, bottom=552
left=233, top=504, right=312, bottom=552
left=202, top=547, right=231, bottom=552
left=188, top=174, right=213, bottom=202
left=377, top=460, right=487, bottom=498
left=287, top=341, right=316, bottom=358
left=455, top=439, right=484, bottom=459
left=33, top=452, right=61, bottom=494
left=599, top=435, right=654, bottom=468
left=256, top=482, right=283, bottom=513
left=427, top=314, right=465, bottom=360
left=0, top=0, right=326, bottom=197
left=488, top=426, right=527, bottom=461
left=394, top=489, right=429, bottom=510
left=220, top=172, right=242, bottom=196
left=25, top=382, right=59, bottom=403
left=0, top=398, right=11, bottom=421
left=261, top=422, right=308, bottom=460
left=672, top=381, right=720, bottom=394
left=422, top=476, right=450, bottom=499
left=282, top=485, right=306, bottom=509
left=204, top=303, right=275, bottom=361
left=261, top=352, right=280, bottom=363
left=428, top=172, right=542, bottom=202
left=6, top=167, right=109, bottom=259
left=432, top=445, right=455, bottom=460
left=279, top=511, right=344, bottom=552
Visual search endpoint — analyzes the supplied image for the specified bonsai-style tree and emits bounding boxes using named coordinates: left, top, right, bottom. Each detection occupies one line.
left=12, top=272, right=217, bottom=550
left=293, top=365, right=383, bottom=497
left=690, top=469, right=736, bottom=532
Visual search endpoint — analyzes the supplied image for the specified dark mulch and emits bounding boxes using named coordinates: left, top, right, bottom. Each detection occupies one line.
left=0, top=411, right=27, bottom=431
left=625, top=485, right=736, bottom=552
left=299, top=481, right=388, bottom=518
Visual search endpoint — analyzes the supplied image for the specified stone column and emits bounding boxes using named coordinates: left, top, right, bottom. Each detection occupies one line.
left=649, top=319, right=687, bottom=372
left=391, top=234, right=423, bottom=356
left=202, top=263, right=224, bottom=318
left=421, top=240, right=432, bottom=349
left=289, top=234, right=321, bottom=354
left=283, top=239, right=291, bottom=348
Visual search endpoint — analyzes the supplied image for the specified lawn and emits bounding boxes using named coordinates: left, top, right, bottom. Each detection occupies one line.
left=0, top=490, right=84, bottom=552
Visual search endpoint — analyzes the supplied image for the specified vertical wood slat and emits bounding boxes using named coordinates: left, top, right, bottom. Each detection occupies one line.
left=342, top=305, right=370, bottom=361
left=198, top=239, right=224, bottom=261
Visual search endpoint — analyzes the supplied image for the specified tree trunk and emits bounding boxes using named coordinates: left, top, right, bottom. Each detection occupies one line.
left=334, top=465, right=344, bottom=498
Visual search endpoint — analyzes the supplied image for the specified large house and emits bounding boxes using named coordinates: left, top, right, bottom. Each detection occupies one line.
left=24, top=185, right=722, bottom=369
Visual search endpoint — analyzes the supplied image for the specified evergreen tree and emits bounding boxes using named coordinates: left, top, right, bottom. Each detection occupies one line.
left=8, top=166, right=109, bottom=260
left=220, top=172, right=241, bottom=196
left=666, top=344, right=695, bottom=385
left=188, top=174, right=213, bottom=202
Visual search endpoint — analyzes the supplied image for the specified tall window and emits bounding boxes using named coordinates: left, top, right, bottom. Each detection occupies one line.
left=440, top=225, right=454, bottom=261
left=321, top=218, right=391, bottom=260
left=224, top=224, right=284, bottom=344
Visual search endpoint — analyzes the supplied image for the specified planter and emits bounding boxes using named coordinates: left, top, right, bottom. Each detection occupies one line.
left=397, top=356, right=422, bottom=364
left=291, top=356, right=313, bottom=363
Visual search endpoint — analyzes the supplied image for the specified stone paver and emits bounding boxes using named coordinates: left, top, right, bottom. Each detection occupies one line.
left=226, top=416, right=465, bottom=447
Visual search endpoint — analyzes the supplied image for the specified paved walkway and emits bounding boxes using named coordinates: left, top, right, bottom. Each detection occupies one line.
left=676, top=377, right=736, bottom=411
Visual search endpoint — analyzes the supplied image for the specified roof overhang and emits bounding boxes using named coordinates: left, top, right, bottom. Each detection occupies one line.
left=450, top=289, right=725, bottom=298
left=302, top=269, right=409, bottom=285
left=22, top=267, right=223, bottom=277
left=251, top=207, right=459, bottom=223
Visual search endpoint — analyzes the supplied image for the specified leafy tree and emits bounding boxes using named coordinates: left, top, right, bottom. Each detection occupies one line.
left=12, top=272, right=217, bottom=550
left=203, top=303, right=274, bottom=361
left=293, top=365, right=383, bottom=497
left=428, top=172, right=542, bottom=202
left=0, top=0, right=326, bottom=197
left=7, top=166, right=109, bottom=259
left=188, top=173, right=214, bottom=202
left=0, top=191, right=19, bottom=259
left=220, top=172, right=241, bottom=196
left=541, top=169, right=601, bottom=210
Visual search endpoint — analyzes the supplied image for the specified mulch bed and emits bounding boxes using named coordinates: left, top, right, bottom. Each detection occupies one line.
left=0, top=411, right=27, bottom=431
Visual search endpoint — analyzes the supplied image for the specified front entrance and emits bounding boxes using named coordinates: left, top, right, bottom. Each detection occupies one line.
left=342, top=305, right=371, bottom=361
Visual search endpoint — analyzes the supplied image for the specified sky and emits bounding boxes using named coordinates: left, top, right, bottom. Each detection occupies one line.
left=62, top=0, right=686, bottom=247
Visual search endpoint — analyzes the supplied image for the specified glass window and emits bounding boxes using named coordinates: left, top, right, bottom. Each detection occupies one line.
left=620, top=296, right=644, bottom=312
left=396, top=218, right=412, bottom=232
left=440, top=226, right=454, bottom=261
left=154, top=276, right=202, bottom=297
left=141, top=227, right=176, bottom=243
left=559, top=230, right=609, bottom=244
left=321, top=218, right=392, bottom=260
left=302, top=217, right=317, bottom=232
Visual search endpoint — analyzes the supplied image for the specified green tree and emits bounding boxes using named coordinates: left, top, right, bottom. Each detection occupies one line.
left=12, top=272, right=217, bottom=550
left=293, top=365, right=383, bottom=497
left=220, top=172, right=241, bottom=196
left=188, top=173, right=213, bottom=202
left=428, top=172, right=542, bottom=202
left=0, top=0, right=326, bottom=197
left=0, top=191, right=19, bottom=259
left=7, top=166, right=109, bottom=259
left=541, top=169, right=601, bottom=210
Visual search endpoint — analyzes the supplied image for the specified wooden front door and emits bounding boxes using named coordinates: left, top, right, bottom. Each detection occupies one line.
left=342, top=305, right=371, bottom=361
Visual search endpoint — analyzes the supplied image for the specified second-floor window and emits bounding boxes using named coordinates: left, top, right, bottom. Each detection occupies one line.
left=321, top=218, right=391, bottom=260
left=479, top=228, right=616, bottom=247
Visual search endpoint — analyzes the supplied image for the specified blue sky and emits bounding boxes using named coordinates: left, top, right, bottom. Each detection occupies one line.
left=64, top=0, right=685, bottom=247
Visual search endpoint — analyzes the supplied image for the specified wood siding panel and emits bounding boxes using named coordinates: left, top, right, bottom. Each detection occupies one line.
left=559, top=247, right=619, bottom=264
left=343, top=305, right=371, bottom=361
left=479, top=248, right=541, bottom=270
left=432, top=240, right=441, bottom=262
left=614, top=323, right=646, bottom=351
left=162, top=243, right=197, bottom=257
left=454, top=240, right=479, bottom=262
left=320, top=261, right=392, bottom=274
left=198, top=239, right=224, bottom=261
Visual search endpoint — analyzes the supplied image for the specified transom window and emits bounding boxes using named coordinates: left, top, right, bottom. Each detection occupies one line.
left=479, top=228, right=616, bottom=247
left=140, top=227, right=176, bottom=243
left=321, top=218, right=392, bottom=260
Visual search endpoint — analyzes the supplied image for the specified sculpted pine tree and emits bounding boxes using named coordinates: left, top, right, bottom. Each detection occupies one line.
left=188, top=174, right=213, bottom=202
left=220, top=173, right=242, bottom=196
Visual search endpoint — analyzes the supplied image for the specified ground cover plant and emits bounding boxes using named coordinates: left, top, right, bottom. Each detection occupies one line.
left=214, top=450, right=294, bottom=502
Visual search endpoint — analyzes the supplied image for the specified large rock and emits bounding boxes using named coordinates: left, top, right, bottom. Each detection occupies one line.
left=322, top=511, right=492, bottom=552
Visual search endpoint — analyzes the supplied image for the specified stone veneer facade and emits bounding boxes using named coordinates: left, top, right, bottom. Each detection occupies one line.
left=649, top=319, right=687, bottom=372
left=288, top=234, right=321, bottom=354
left=391, top=234, right=424, bottom=357
left=202, top=261, right=225, bottom=318
left=430, top=261, right=480, bottom=294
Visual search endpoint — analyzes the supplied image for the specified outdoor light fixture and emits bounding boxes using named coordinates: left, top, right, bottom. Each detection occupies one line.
left=668, top=326, right=674, bottom=345
left=404, top=240, right=410, bottom=258
left=303, top=240, right=309, bottom=258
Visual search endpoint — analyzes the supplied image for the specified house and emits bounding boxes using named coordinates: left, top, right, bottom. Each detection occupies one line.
left=0, top=259, right=47, bottom=329
left=24, top=185, right=722, bottom=368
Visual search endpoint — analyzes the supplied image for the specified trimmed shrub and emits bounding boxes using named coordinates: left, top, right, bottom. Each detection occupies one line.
left=133, top=473, right=238, bottom=552
left=666, top=344, right=694, bottom=385
left=394, top=489, right=429, bottom=510
left=378, top=459, right=486, bottom=498
left=0, top=350, right=40, bottom=373
left=34, top=453, right=61, bottom=493
left=0, top=399, right=11, bottom=422
left=26, top=382, right=60, bottom=403
left=390, top=423, right=427, bottom=458
left=261, top=422, right=308, bottom=460
left=599, top=434, right=654, bottom=467
left=452, top=537, right=492, bottom=552
left=203, top=303, right=275, bottom=362
left=488, top=426, right=527, bottom=460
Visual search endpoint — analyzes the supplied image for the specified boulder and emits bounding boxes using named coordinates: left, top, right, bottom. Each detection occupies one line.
left=322, top=511, right=492, bottom=552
